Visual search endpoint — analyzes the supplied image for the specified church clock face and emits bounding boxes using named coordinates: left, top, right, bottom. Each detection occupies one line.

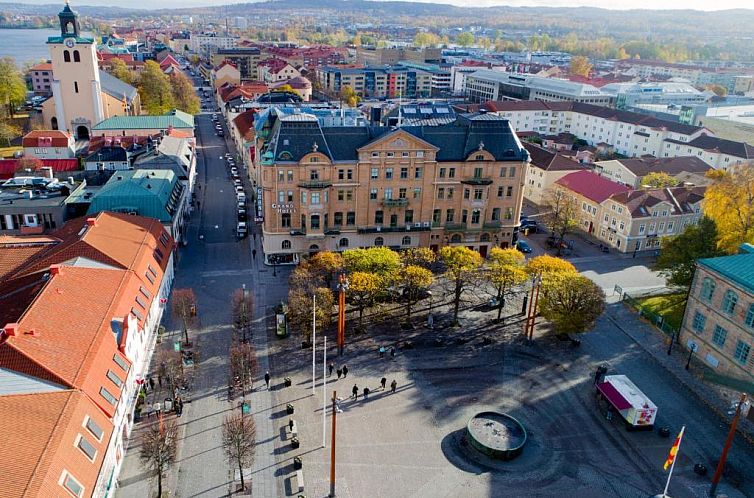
left=64, top=38, right=75, bottom=48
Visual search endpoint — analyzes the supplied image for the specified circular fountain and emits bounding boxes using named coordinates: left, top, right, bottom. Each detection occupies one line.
left=466, top=411, right=527, bottom=461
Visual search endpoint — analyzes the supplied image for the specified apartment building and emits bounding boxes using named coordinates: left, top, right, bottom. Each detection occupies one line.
left=601, top=82, right=708, bottom=110
left=522, top=142, right=587, bottom=205
left=0, top=212, right=175, bottom=498
left=356, top=46, right=441, bottom=65
left=465, top=70, right=613, bottom=106
left=211, top=47, right=263, bottom=79
left=616, top=59, right=754, bottom=94
left=317, top=65, right=433, bottom=99
left=22, top=130, right=76, bottom=159
left=258, top=113, right=529, bottom=264
left=661, top=135, right=754, bottom=170
left=594, top=156, right=712, bottom=188
left=264, top=46, right=346, bottom=69
left=681, top=244, right=754, bottom=383
left=189, top=32, right=238, bottom=56
left=29, top=61, right=53, bottom=95
left=597, top=186, right=705, bottom=252
left=256, top=58, right=301, bottom=83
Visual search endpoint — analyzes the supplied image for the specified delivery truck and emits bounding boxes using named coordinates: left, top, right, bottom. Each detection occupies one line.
left=595, top=374, right=657, bottom=431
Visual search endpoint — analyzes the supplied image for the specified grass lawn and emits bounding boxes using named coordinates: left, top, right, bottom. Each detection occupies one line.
left=0, top=146, right=22, bottom=158
left=637, top=293, right=687, bottom=330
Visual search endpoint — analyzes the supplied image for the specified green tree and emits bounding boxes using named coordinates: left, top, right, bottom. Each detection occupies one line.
left=543, top=188, right=581, bottom=255
left=439, top=246, right=483, bottom=324
left=400, top=247, right=436, bottom=269
left=703, top=165, right=754, bottom=253
left=413, top=32, right=440, bottom=48
left=456, top=32, right=475, bottom=47
left=656, top=216, right=723, bottom=288
left=170, top=71, right=200, bottom=115
left=272, top=83, right=301, bottom=97
left=641, top=172, right=679, bottom=188
left=343, top=246, right=401, bottom=276
left=485, top=247, right=528, bottom=321
left=397, top=265, right=433, bottom=321
left=0, top=119, right=21, bottom=147
left=540, top=274, right=605, bottom=336
left=569, top=55, right=593, bottom=77
left=139, top=60, right=175, bottom=115
left=339, top=85, right=360, bottom=107
left=347, top=271, right=384, bottom=328
left=107, top=58, right=135, bottom=86
left=0, top=57, right=27, bottom=117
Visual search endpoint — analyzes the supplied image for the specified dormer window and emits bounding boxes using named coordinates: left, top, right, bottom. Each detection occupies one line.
left=475, top=154, right=485, bottom=161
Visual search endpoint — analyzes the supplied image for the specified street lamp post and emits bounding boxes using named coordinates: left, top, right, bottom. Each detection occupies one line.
left=336, top=273, right=349, bottom=356
left=685, top=343, right=697, bottom=370
left=270, top=254, right=278, bottom=277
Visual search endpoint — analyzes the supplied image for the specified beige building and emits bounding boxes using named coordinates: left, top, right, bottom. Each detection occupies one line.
left=41, top=2, right=140, bottom=140
left=212, top=61, right=241, bottom=89
left=256, top=58, right=301, bottom=83
left=356, top=47, right=441, bottom=65
left=522, top=142, right=586, bottom=205
left=680, top=244, right=754, bottom=383
left=258, top=114, right=529, bottom=264
left=595, top=156, right=712, bottom=188
left=29, top=62, right=53, bottom=95
left=211, top=47, right=262, bottom=79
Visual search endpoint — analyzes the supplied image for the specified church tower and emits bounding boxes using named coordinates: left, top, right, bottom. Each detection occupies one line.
left=47, top=1, right=104, bottom=139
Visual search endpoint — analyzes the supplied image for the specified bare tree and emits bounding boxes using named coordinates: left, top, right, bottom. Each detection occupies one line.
left=542, top=188, right=580, bottom=256
left=230, top=342, right=258, bottom=398
left=231, top=288, right=254, bottom=343
left=171, top=288, right=198, bottom=346
left=156, top=349, right=185, bottom=398
left=140, top=418, right=178, bottom=498
left=222, top=413, right=257, bottom=493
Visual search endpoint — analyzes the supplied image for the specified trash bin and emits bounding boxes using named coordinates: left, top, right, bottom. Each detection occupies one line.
left=291, top=437, right=300, bottom=449
left=293, top=457, right=302, bottom=470
left=284, top=377, right=292, bottom=387
left=163, top=398, right=173, bottom=412
left=286, top=403, right=294, bottom=414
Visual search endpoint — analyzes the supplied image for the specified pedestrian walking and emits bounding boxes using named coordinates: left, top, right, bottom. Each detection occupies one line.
left=328, top=363, right=334, bottom=376
left=391, top=379, right=397, bottom=393
left=390, top=347, right=395, bottom=359
left=158, top=374, right=163, bottom=388
left=252, top=249, right=257, bottom=259
left=337, top=368, right=342, bottom=379
left=363, top=387, right=370, bottom=400
left=380, top=377, right=387, bottom=390
left=148, top=376, right=155, bottom=391
left=352, top=384, right=358, bottom=400
left=264, top=371, right=271, bottom=390
left=342, top=365, right=349, bottom=378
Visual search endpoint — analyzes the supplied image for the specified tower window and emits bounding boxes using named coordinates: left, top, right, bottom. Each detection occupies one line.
left=73, top=50, right=80, bottom=62
left=74, top=81, right=79, bottom=93
left=64, top=50, right=71, bottom=62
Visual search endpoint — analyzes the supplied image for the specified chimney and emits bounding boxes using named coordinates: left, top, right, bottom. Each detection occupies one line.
left=49, top=264, right=63, bottom=276
left=2, top=323, right=20, bottom=338
left=86, top=217, right=97, bottom=227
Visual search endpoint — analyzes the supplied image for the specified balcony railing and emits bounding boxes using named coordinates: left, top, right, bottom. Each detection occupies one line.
left=444, top=223, right=466, bottom=231
left=381, top=198, right=408, bottom=207
left=298, top=180, right=333, bottom=189
left=461, top=177, right=493, bottom=185
left=483, top=220, right=502, bottom=229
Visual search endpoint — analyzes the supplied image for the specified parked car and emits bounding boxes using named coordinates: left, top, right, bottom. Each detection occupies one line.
left=236, top=222, right=248, bottom=238
left=237, top=209, right=247, bottom=221
left=516, top=240, right=533, bottom=254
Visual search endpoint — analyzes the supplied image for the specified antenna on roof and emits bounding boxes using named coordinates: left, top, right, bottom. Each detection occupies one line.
left=397, top=90, right=402, bottom=129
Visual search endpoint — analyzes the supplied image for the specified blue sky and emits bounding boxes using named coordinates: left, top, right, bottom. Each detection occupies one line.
left=16, top=0, right=754, bottom=10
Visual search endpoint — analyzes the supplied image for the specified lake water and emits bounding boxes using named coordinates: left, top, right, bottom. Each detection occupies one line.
left=0, top=28, right=92, bottom=66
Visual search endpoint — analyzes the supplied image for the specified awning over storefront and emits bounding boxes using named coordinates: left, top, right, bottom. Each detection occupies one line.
left=597, top=381, right=632, bottom=411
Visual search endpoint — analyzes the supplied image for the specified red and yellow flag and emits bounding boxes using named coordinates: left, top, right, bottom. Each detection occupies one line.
left=663, top=426, right=685, bottom=471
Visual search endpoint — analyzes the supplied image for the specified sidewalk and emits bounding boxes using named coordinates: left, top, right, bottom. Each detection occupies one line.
left=606, top=303, right=754, bottom=440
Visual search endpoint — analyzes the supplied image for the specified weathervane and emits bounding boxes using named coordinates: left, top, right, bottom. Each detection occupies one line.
left=312, top=142, right=318, bottom=152
left=478, top=140, right=485, bottom=151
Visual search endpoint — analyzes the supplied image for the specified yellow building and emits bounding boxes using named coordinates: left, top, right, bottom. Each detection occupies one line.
left=41, top=2, right=140, bottom=140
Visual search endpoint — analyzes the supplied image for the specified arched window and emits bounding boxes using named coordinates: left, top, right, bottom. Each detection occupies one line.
left=480, top=233, right=490, bottom=242
left=282, top=240, right=291, bottom=249
left=722, top=290, right=738, bottom=315
left=451, top=234, right=462, bottom=243
left=374, top=237, right=384, bottom=247
left=746, top=304, right=754, bottom=328
left=63, top=50, right=71, bottom=62
left=700, top=277, right=715, bottom=302
left=50, top=117, right=58, bottom=130
left=338, top=238, right=349, bottom=248
left=402, top=236, right=411, bottom=246
left=73, top=50, right=80, bottom=62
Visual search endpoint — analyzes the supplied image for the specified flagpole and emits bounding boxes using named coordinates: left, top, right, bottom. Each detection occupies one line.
left=323, top=335, right=327, bottom=448
left=662, top=425, right=685, bottom=497
left=312, top=293, right=316, bottom=396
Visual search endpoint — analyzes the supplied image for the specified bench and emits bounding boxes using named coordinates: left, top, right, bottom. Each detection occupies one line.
left=294, top=469, right=304, bottom=493
left=287, top=419, right=298, bottom=438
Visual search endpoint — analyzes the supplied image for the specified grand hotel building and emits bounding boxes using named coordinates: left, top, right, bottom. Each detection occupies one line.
left=258, top=113, right=530, bottom=264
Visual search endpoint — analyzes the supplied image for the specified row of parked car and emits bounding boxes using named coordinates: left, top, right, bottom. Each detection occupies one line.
left=225, top=153, right=249, bottom=239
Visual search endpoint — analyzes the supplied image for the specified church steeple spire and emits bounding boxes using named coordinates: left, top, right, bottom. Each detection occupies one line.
left=59, top=0, right=80, bottom=38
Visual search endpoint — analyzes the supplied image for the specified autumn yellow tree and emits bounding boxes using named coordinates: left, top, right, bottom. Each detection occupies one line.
left=170, top=71, right=200, bottom=115
left=347, top=271, right=384, bottom=327
left=413, top=32, right=440, bottom=48
left=397, top=265, right=433, bottom=320
left=439, top=246, right=483, bottom=324
left=400, top=247, right=436, bottom=269
left=484, top=247, right=528, bottom=321
left=107, top=58, right=135, bottom=86
left=569, top=55, right=593, bottom=78
left=540, top=274, right=605, bottom=336
left=526, top=255, right=577, bottom=285
left=339, top=85, right=360, bottom=107
left=139, top=60, right=175, bottom=115
left=703, top=165, right=754, bottom=253
left=306, top=251, right=344, bottom=289
left=641, top=172, right=679, bottom=188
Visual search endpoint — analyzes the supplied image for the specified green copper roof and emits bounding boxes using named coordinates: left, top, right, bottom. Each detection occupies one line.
left=86, top=169, right=183, bottom=222
left=698, top=244, right=754, bottom=293
left=92, top=109, right=194, bottom=131
left=47, top=36, right=94, bottom=44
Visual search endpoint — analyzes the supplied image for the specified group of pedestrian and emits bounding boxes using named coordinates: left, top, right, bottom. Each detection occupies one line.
left=328, top=363, right=349, bottom=380
left=350, top=378, right=398, bottom=401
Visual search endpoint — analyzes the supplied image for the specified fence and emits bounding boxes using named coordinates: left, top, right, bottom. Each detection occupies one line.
left=622, top=292, right=679, bottom=340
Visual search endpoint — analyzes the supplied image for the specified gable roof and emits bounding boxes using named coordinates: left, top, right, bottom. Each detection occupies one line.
left=669, top=134, right=754, bottom=159
left=608, top=186, right=705, bottom=218
left=523, top=142, right=586, bottom=172
left=0, top=390, right=113, bottom=498
left=87, top=170, right=182, bottom=223
left=233, top=110, right=256, bottom=139
left=605, top=156, right=712, bottom=178
left=22, top=130, right=72, bottom=148
left=92, top=109, right=193, bottom=131
left=99, top=71, right=139, bottom=102
left=556, top=170, right=631, bottom=203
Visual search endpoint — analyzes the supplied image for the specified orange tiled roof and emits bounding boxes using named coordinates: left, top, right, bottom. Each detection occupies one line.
left=29, top=62, right=52, bottom=72
left=0, top=237, right=59, bottom=281
left=0, top=266, right=135, bottom=417
left=0, top=390, right=113, bottom=498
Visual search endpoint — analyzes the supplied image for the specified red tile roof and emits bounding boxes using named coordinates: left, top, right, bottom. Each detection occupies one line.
left=29, top=62, right=52, bottom=72
left=0, top=236, right=59, bottom=282
left=22, top=130, right=73, bottom=148
left=523, top=142, right=586, bottom=172
left=0, top=159, right=79, bottom=177
left=233, top=110, right=256, bottom=139
left=556, top=170, right=631, bottom=203
left=0, top=390, right=114, bottom=498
